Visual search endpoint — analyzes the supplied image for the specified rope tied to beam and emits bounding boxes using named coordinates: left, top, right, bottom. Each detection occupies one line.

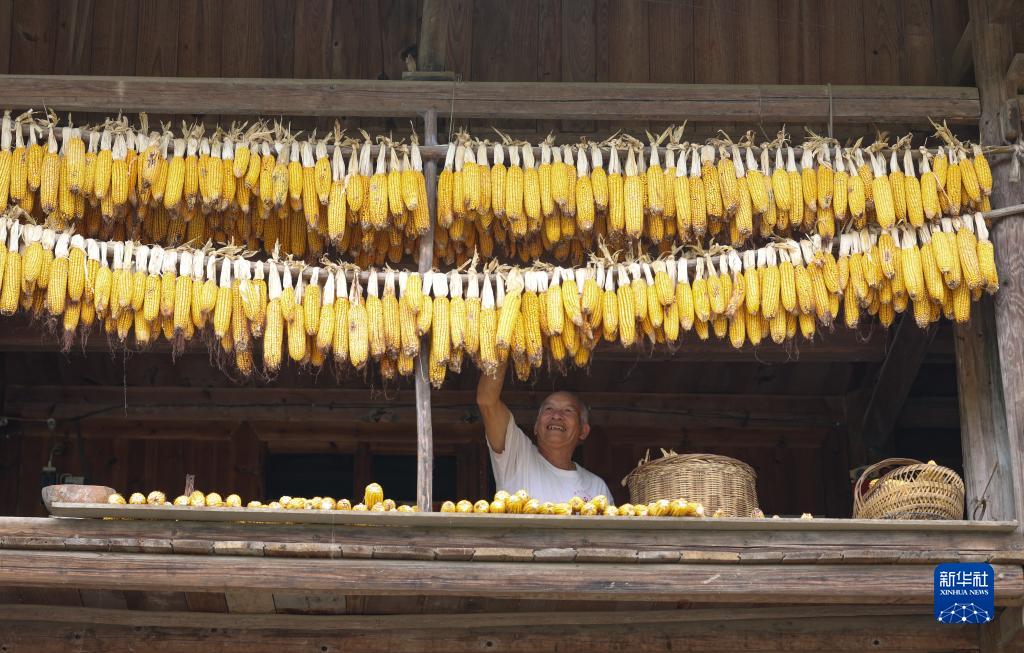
left=1008, top=136, right=1024, bottom=183
left=970, top=460, right=1001, bottom=521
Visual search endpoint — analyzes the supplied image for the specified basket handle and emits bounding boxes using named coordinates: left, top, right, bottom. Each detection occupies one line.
left=853, top=457, right=923, bottom=514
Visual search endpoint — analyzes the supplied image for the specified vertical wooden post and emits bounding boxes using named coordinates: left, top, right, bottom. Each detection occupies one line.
left=414, top=109, right=438, bottom=512
left=417, top=0, right=447, bottom=73
left=956, top=0, right=1024, bottom=525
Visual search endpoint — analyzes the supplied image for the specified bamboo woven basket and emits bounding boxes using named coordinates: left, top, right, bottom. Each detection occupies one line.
left=853, top=458, right=964, bottom=520
left=621, top=449, right=759, bottom=517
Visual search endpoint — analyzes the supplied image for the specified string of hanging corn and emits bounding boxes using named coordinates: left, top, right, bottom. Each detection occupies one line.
left=0, top=193, right=1002, bottom=379
left=0, top=112, right=429, bottom=268
left=0, top=112, right=999, bottom=272
left=428, top=125, right=996, bottom=268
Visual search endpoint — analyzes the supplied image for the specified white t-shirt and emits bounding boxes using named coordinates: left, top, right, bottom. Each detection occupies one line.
left=488, top=416, right=612, bottom=503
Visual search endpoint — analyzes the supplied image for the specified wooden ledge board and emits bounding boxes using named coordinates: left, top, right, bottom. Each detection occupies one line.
left=0, top=549, right=1020, bottom=604
left=0, top=603, right=938, bottom=631
left=46, top=503, right=1019, bottom=533
left=0, top=76, right=980, bottom=124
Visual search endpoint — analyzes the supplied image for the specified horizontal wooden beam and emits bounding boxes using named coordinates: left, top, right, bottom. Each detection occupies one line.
left=4, top=385, right=844, bottom=431
left=0, top=603, right=940, bottom=632
left=1, top=549, right=1020, bottom=604
left=0, top=611, right=977, bottom=653
left=0, top=75, right=980, bottom=124
left=3, top=515, right=1018, bottom=556
left=0, top=606, right=978, bottom=653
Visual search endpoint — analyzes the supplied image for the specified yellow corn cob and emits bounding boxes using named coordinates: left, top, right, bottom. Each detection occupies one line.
left=231, top=277, right=250, bottom=352
left=622, top=146, right=644, bottom=239
left=505, top=147, right=525, bottom=232
left=831, top=146, right=848, bottom=220
left=815, top=147, right=833, bottom=210
left=974, top=213, right=998, bottom=293
left=931, top=146, right=949, bottom=188
left=590, top=142, right=609, bottom=213
left=870, top=153, right=895, bottom=228
left=40, top=128, right=60, bottom=213
left=769, top=147, right=791, bottom=213
left=65, top=127, right=86, bottom=195
left=66, top=236, right=86, bottom=303
left=931, top=220, right=956, bottom=277
left=478, top=274, right=498, bottom=375
left=522, top=144, right=541, bottom=224
left=365, top=270, right=386, bottom=361
left=785, top=147, right=803, bottom=226
left=575, top=153, right=595, bottom=233
left=601, top=273, right=619, bottom=342
left=900, top=150, right=924, bottom=228
left=950, top=282, right=971, bottom=324
left=489, top=142, right=507, bottom=219
left=952, top=219, right=982, bottom=291
left=971, top=144, right=992, bottom=197
left=347, top=278, right=369, bottom=370
left=537, top=142, right=555, bottom=220
left=918, top=230, right=945, bottom=303
left=777, top=248, right=796, bottom=314
left=286, top=305, right=306, bottom=362
left=366, top=142, right=389, bottom=229
left=430, top=282, right=450, bottom=370
left=793, top=257, right=815, bottom=317
left=799, top=147, right=817, bottom=212
left=735, top=175, right=753, bottom=238
left=855, top=148, right=874, bottom=208
left=9, top=121, right=27, bottom=203
left=957, top=149, right=981, bottom=206
left=496, top=272, right=523, bottom=352
left=944, top=151, right=961, bottom=216
left=727, top=309, right=746, bottom=349
left=332, top=271, right=350, bottom=364
left=741, top=147, right=767, bottom=215
left=645, top=140, right=666, bottom=216
left=328, top=179, right=346, bottom=244
left=606, top=144, right=625, bottom=234
left=691, top=258, right=711, bottom=322
left=884, top=152, right=909, bottom=224
left=630, top=263, right=648, bottom=323
left=172, top=255, right=193, bottom=335
left=462, top=272, right=481, bottom=359
left=163, top=138, right=186, bottom=209
left=46, top=235, right=70, bottom=316
left=401, top=143, right=421, bottom=213
left=387, top=144, right=405, bottom=219
left=213, top=259, right=233, bottom=338
left=245, top=143, right=262, bottom=192
left=415, top=286, right=433, bottom=336
left=615, top=266, right=636, bottom=347
left=917, top=151, right=940, bottom=222
left=701, top=145, right=723, bottom=219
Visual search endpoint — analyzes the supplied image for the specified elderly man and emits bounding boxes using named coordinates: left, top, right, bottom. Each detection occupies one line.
left=476, top=363, right=612, bottom=503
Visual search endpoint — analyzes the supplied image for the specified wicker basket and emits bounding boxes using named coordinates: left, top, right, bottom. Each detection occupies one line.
left=620, top=450, right=760, bottom=517
left=853, top=458, right=965, bottom=520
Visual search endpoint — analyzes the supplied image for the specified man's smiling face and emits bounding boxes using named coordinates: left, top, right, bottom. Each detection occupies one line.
left=534, top=391, right=590, bottom=451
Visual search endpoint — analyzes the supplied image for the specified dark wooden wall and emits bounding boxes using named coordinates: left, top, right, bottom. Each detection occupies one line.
left=0, top=0, right=979, bottom=85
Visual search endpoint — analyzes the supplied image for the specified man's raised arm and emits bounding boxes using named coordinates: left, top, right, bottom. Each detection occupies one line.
left=476, top=361, right=512, bottom=453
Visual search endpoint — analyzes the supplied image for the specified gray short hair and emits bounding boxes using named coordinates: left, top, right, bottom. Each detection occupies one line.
left=538, top=391, right=590, bottom=425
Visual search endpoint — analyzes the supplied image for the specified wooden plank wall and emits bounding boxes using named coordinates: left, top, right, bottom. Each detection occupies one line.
left=0, top=1, right=978, bottom=87
left=0, top=0, right=991, bottom=138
